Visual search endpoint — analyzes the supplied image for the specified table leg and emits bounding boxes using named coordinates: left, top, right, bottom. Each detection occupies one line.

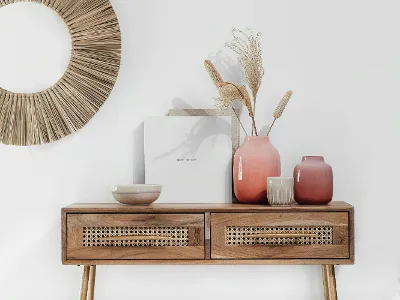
left=80, top=266, right=90, bottom=300
left=87, top=266, right=97, bottom=300
left=322, top=265, right=338, bottom=300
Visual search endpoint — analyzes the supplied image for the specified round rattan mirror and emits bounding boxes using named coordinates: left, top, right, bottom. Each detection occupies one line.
left=0, top=0, right=121, bottom=146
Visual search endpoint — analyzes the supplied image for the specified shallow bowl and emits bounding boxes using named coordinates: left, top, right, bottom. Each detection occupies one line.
left=111, top=184, right=162, bottom=205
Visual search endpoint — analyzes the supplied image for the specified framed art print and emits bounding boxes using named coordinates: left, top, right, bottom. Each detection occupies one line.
left=145, top=116, right=232, bottom=203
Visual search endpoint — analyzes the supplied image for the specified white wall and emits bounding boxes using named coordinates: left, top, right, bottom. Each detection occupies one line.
left=0, top=0, right=399, bottom=299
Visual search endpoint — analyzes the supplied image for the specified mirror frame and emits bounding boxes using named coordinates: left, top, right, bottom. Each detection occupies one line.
left=0, top=0, right=121, bottom=146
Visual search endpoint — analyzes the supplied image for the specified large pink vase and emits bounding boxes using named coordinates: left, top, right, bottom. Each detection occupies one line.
left=233, top=136, right=281, bottom=204
left=293, top=156, right=333, bottom=205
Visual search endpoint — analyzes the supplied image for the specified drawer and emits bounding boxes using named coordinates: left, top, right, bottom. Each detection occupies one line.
left=211, top=212, right=349, bottom=259
left=66, top=214, right=204, bottom=260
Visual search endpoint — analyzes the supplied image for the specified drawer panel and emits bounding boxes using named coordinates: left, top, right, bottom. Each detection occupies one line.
left=211, top=212, right=349, bottom=259
left=67, top=214, right=204, bottom=260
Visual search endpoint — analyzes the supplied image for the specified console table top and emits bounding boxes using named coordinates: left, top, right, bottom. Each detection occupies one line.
left=63, top=201, right=353, bottom=213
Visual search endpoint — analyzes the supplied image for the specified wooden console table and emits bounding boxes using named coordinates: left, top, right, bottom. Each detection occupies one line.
left=62, top=202, right=354, bottom=300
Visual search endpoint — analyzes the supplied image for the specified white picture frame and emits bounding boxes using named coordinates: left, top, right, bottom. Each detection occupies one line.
left=145, top=116, right=232, bottom=203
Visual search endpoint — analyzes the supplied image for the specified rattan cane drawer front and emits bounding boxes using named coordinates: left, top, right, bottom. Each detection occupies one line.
left=67, top=214, right=204, bottom=260
left=211, top=212, right=349, bottom=259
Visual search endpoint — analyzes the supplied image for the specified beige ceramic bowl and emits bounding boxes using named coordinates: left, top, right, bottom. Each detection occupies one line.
left=111, top=184, right=162, bottom=205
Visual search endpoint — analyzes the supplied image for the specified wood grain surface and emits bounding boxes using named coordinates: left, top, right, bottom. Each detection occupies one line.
left=79, top=266, right=90, bottom=300
left=62, top=202, right=354, bottom=265
left=322, top=265, right=338, bottom=300
left=64, top=258, right=354, bottom=265
left=211, top=212, right=349, bottom=260
left=65, top=214, right=204, bottom=261
left=63, top=202, right=352, bottom=213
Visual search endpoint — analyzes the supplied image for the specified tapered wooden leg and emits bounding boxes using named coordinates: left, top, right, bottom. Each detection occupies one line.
left=322, top=265, right=338, bottom=300
left=322, top=265, right=329, bottom=298
left=87, top=266, right=97, bottom=300
left=80, top=266, right=90, bottom=300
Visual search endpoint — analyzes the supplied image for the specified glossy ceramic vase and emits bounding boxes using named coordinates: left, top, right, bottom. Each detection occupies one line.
left=233, top=136, right=281, bottom=204
left=293, top=156, right=333, bottom=205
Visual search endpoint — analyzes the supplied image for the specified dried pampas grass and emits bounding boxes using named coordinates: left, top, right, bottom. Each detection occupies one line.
left=203, top=60, right=250, bottom=136
left=204, top=60, right=223, bottom=86
left=267, top=90, right=293, bottom=136
left=204, top=28, right=292, bottom=138
left=0, top=0, right=121, bottom=146
left=273, top=90, right=293, bottom=118
left=216, top=82, right=251, bottom=136
left=216, top=82, right=253, bottom=116
left=226, top=28, right=264, bottom=111
left=216, top=82, right=257, bottom=136
left=203, top=58, right=259, bottom=136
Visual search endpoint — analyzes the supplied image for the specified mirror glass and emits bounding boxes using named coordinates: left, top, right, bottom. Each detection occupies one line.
left=0, top=3, right=71, bottom=93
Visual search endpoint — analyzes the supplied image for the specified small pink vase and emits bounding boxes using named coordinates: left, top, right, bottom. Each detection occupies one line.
left=233, top=136, right=281, bottom=204
left=293, top=156, right=333, bottom=205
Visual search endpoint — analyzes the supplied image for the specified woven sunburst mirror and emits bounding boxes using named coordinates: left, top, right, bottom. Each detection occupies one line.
left=0, top=0, right=121, bottom=146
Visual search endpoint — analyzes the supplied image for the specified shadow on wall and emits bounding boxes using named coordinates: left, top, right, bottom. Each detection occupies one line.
left=153, top=116, right=231, bottom=160
left=209, top=50, right=244, bottom=84
left=171, top=97, right=194, bottom=109
left=259, top=125, right=270, bottom=136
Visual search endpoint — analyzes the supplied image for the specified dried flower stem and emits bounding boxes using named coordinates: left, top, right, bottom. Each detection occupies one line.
left=250, top=115, right=258, bottom=136
left=225, top=82, right=258, bottom=136
left=231, top=106, right=249, bottom=136
left=251, top=99, right=255, bottom=135
left=266, top=118, right=276, bottom=136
